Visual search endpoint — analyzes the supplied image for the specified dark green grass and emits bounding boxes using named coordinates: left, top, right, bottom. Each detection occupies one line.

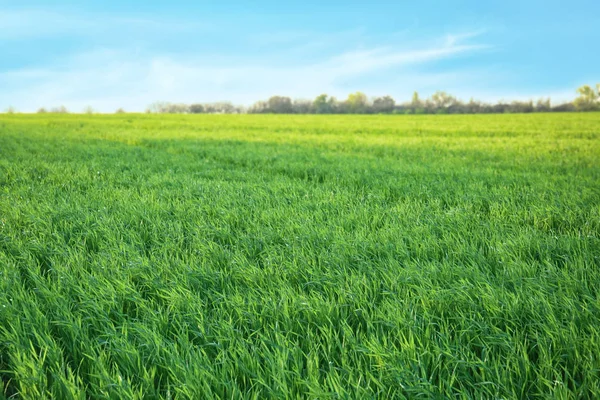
left=0, top=113, right=599, bottom=398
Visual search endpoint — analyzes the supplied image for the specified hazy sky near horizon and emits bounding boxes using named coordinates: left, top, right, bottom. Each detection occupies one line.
left=1, top=0, right=598, bottom=112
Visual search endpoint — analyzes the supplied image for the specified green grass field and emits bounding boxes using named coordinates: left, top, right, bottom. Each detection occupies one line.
left=1, top=113, right=599, bottom=398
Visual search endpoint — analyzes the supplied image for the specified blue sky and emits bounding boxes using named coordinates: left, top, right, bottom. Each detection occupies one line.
left=1, top=0, right=598, bottom=112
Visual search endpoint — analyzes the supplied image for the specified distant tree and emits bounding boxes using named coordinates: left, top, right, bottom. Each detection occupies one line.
left=146, top=102, right=168, bottom=113
left=491, top=102, right=508, bottom=113
left=214, top=102, right=237, bottom=113
left=84, top=106, right=95, bottom=114
left=327, top=97, right=339, bottom=113
left=574, top=84, right=600, bottom=111
left=480, top=102, right=495, bottom=114
left=464, top=98, right=482, bottom=114
left=313, top=94, right=337, bottom=114
left=411, top=92, right=421, bottom=107
left=372, top=96, right=395, bottom=113
left=219, top=102, right=235, bottom=113
left=313, top=94, right=328, bottom=113
left=292, top=99, right=312, bottom=114
left=430, top=91, right=458, bottom=113
left=5, top=106, right=16, bottom=114
left=146, top=102, right=188, bottom=113
left=410, top=92, right=425, bottom=114
left=507, top=100, right=534, bottom=113
left=423, top=98, right=435, bottom=114
left=267, top=96, right=293, bottom=113
left=50, top=106, right=69, bottom=114
left=336, top=101, right=350, bottom=114
left=447, top=99, right=466, bottom=114
left=115, top=108, right=126, bottom=114
left=166, top=103, right=190, bottom=113
left=535, top=98, right=551, bottom=112
left=37, top=107, right=48, bottom=114
left=200, top=102, right=237, bottom=114
left=248, top=101, right=269, bottom=114
left=552, top=102, right=576, bottom=112
left=189, top=104, right=205, bottom=114
left=346, top=92, right=368, bottom=113
left=202, top=103, right=215, bottom=113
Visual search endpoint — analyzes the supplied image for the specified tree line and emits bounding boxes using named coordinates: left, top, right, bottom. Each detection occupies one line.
left=147, top=83, right=600, bottom=114
left=4, top=84, right=599, bottom=115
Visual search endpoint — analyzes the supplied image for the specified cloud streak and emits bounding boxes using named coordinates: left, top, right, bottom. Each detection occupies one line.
left=0, top=23, right=495, bottom=112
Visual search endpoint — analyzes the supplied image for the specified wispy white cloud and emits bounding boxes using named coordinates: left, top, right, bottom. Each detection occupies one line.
left=0, top=27, right=497, bottom=112
left=326, top=43, right=489, bottom=77
left=444, top=30, right=487, bottom=46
